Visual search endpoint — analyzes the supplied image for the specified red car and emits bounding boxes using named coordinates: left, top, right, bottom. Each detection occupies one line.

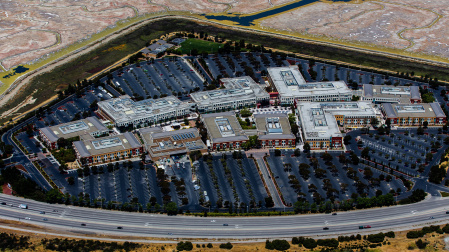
left=364, top=225, right=371, bottom=228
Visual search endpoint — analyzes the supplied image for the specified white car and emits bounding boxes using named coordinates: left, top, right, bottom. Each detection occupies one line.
left=25, top=217, right=31, bottom=220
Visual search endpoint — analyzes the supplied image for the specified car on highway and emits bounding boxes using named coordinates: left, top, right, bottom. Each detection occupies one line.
left=81, top=223, right=86, bottom=226
left=40, top=211, right=45, bottom=214
left=323, top=227, right=329, bottom=230
left=117, top=226, right=123, bottom=229
left=332, top=213, right=337, bottom=215
left=223, top=224, right=229, bottom=226
left=430, top=216, right=435, bottom=219
left=364, top=225, right=371, bottom=228
left=1, top=202, right=5, bottom=205
left=43, top=218, right=48, bottom=221
left=25, top=217, right=31, bottom=220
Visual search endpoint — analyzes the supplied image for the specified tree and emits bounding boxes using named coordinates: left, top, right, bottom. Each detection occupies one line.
left=45, top=189, right=64, bottom=204
left=343, top=135, right=352, bottom=145
left=67, top=176, right=75, bottom=185
left=294, top=148, right=301, bottom=157
left=274, top=149, right=281, bottom=156
left=363, top=168, right=373, bottom=178
left=303, top=142, right=310, bottom=153
left=176, top=241, right=193, bottom=251
left=265, top=196, right=274, bottom=207
left=361, top=147, right=370, bottom=159
left=423, top=121, right=429, bottom=128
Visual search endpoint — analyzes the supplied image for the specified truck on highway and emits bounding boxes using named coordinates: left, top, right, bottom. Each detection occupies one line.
left=18, top=204, right=28, bottom=209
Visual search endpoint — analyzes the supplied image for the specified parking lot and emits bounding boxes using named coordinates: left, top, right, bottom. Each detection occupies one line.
left=194, top=153, right=269, bottom=209
left=347, top=128, right=448, bottom=179
left=266, top=149, right=406, bottom=206
left=102, top=58, right=205, bottom=100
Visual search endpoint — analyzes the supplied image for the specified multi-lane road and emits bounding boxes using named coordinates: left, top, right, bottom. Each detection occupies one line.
left=1, top=194, right=449, bottom=239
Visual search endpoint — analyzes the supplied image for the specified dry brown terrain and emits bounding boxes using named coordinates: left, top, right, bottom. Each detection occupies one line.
left=259, top=0, right=449, bottom=59
left=2, top=0, right=449, bottom=73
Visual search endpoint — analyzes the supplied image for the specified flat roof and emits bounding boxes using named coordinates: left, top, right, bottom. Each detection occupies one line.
left=268, top=65, right=352, bottom=98
left=254, top=113, right=295, bottom=140
left=74, top=132, right=141, bottom=158
left=363, top=84, right=420, bottom=102
left=141, top=127, right=207, bottom=156
left=382, top=102, right=446, bottom=118
left=98, top=95, right=192, bottom=124
left=40, top=117, right=107, bottom=142
left=318, top=101, right=377, bottom=117
left=191, top=76, right=268, bottom=107
left=202, top=112, right=248, bottom=143
left=298, top=103, right=342, bottom=141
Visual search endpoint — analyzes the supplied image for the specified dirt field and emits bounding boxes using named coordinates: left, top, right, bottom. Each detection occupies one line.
left=259, top=0, right=449, bottom=59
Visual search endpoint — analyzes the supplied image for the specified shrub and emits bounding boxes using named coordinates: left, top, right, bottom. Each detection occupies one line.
left=317, top=238, right=339, bottom=248
left=219, top=242, right=233, bottom=250
left=270, top=240, right=290, bottom=251
left=406, top=231, right=423, bottom=239
left=385, top=231, right=395, bottom=238
left=207, top=243, right=213, bottom=248
left=415, top=239, right=428, bottom=249
left=366, top=233, right=385, bottom=243
left=443, top=224, right=449, bottom=233
left=176, top=241, right=193, bottom=251
left=302, top=238, right=317, bottom=249
left=292, top=237, right=300, bottom=244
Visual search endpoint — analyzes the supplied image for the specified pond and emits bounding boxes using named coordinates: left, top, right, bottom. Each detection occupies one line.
left=202, top=0, right=353, bottom=26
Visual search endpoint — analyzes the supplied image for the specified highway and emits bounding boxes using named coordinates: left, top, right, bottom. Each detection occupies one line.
left=1, top=194, right=449, bottom=239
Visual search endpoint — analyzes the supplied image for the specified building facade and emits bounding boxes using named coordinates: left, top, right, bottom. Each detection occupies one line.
left=254, top=113, right=296, bottom=148
left=39, top=117, right=108, bottom=149
left=73, top=132, right=142, bottom=165
left=382, top=103, right=446, bottom=126
left=267, top=65, right=352, bottom=105
left=139, top=127, right=207, bottom=160
left=201, top=112, right=248, bottom=150
left=360, top=84, right=421, bottom=104
left=97, top=95, right=194, bottom=127
left=191, top=76, right=269, bottom=113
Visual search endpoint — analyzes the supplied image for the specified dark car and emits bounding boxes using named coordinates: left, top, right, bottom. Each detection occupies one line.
left=81, top=223, right=86, bottom=226
left=223, top=224, right=229, bottom=226
left=117, top=226, right=123, bottom=229
left=332, top=213, right=337, bottom=215
left=40, top=211, right=45, bottom=214
left=323, top=227, right=329, bottom=230
left=1, top=202, right=6, bottom=205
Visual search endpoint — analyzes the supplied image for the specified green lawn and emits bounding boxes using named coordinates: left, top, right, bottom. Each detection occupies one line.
left=179, top=38, right=223, bottom=54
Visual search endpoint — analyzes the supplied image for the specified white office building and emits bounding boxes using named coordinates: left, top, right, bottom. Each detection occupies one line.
left=267, top=65, right=353, bottom=104
left=98, top=95, right=194, bottom=127
left=191, top=76, right=269, bottom=113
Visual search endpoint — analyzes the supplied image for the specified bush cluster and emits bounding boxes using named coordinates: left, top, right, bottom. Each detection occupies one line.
left=219, top=242, right=233, bottom=250
left=176, top=241, right=193, bottom=251
left=265, top=240, right=290, bottom=251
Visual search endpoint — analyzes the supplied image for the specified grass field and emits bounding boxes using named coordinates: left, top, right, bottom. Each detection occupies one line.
left=179, top=38, right=223, bottom=54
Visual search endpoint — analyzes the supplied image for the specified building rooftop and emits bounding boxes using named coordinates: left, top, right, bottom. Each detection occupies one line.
left=74, top=132, right=141, bottom=158
left=298, top=103, right=342, bottom=140
left=254, top=113, right=295, bottom=140
left=318, top=101, right=378, bottom=117
left=40, top=117, right=107, bottom=142
left=190, top=76, right=268, bottom=107
left=98, top=95, right=192, bottom=125
left=141, top=127, right=207, bottom=157
left=363, top=84, right=420, bottom=102
left=202, top=112, right=248, bottom=143
left=382, top=102, right=446, bottom=118
left=268, top=65, right=352, bottom=98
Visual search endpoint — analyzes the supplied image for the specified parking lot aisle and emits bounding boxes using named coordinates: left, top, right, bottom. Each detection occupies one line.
left=99, top=170, right=113, bottom=202
left=266, top=156, right=297, bottom=206
left=254, top=156, right=283, bottom=208
left=145, top=166, right=163, bottom=205
left=130, top=167, right=148, bottom=205
left=226, top=156, right=250, bottom=205
left=173, top=163, right=200, bottom=210
left=196, top=161, right=217, bottom=208
left=115, top=169, right=129, bottom=204
left=242, top=157, right=268, bottom=207
left=212, top=156, right=235, bottom=204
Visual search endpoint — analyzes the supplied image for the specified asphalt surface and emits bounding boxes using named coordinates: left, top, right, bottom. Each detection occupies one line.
left=1, top=194, right=449, bottom=239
